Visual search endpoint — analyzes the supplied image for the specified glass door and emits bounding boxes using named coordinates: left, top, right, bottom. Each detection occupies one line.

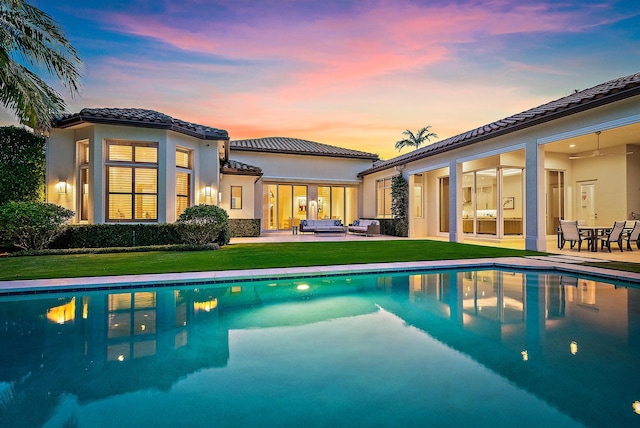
left=546, top=170, right=565, bottom=235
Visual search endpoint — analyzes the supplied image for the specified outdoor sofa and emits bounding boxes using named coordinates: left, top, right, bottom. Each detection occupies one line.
left=347, top=219, right=380, bottom=236
left=300, top=219, right=346, bottom=235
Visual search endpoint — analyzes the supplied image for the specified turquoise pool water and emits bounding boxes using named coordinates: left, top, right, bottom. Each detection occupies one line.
left=0, top=269, right=639, bottom=427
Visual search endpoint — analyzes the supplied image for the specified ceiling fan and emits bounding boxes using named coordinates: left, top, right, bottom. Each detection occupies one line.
left=569, top=131, right=633, bottom=160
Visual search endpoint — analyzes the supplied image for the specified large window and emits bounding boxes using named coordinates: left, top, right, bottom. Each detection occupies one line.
left=106, top=141, right=158, bottom=222
left=176, top=148, right=192, bottom=218
left=376, top=178, right=392, bottom=218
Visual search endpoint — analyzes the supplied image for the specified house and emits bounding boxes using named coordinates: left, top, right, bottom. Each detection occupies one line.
left=45, top=109, right=378, bottom=229
left=45, top=71, right=640, bottom=251
left=358, top=71, right=640, bottom=251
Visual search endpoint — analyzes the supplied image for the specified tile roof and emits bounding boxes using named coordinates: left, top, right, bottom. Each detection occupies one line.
left=359, top=71, right=640, bottom=177
left=230, top=136, right=379, bottom=160
left=54, top=108, right=229, bottom=140
left=222, top=159, right=263, bottom=176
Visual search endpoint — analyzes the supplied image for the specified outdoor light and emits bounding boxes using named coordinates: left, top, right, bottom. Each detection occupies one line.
left=570, top=341, right=578, bottom=355
left=56, top=180, right=67, bottom=194
left=204, top=185, right=212, bottom=197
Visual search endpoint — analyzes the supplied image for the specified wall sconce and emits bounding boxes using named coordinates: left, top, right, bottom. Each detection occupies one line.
left=218, top=192, right=222, bottom=203
left=56, top=180, right=67, bottom=194
left=204, top=186, right=213, bottom=197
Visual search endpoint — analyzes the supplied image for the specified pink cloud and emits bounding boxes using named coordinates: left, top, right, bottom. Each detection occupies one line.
left=98, top=1, right=586, bottom=96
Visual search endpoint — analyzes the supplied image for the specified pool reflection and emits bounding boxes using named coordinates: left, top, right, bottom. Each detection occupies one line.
left=0, top=270, right=639, bottom=427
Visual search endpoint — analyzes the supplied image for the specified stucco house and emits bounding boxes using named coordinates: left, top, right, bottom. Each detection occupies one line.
left=45, top=109, right=378, bottom=230
left=45, top=71, right=640, bottom=251
left=359, top=71, right=640, bottom=251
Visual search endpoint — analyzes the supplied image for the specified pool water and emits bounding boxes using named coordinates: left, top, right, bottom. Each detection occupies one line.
left=1, top=269, right=639, bottom=427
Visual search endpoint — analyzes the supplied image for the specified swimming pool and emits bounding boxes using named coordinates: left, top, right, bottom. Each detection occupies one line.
left=0, top=268, right=638, bottom=427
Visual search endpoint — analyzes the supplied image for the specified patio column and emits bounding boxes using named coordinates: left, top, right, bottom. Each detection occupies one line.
left=449, top=160, right=463, bottom=243
left=525, top=139, right=546, bottom=251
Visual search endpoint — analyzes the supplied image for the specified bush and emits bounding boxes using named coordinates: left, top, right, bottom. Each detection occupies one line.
left=0, top=201, right=74, bottom=250
left=177, top=204, right=231, bottom=246
left=230, top=218, right=261, bottom=237
left=0, top=126, right=46, bottom=205
left=51, top=223, right=185, bottom=248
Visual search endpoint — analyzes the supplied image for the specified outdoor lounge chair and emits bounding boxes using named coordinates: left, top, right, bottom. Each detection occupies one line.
left=625, top=220, right=640, bottom=251
left=559, top=220, right=591, bottom=251
left=598, top=221, right=626, bottom=252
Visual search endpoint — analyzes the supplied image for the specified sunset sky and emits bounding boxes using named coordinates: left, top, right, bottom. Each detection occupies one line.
left=5, top=0, right=640, bottom=159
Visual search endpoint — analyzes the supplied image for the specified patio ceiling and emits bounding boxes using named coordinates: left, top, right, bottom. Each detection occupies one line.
left=544, top=122, right=640, bottom=155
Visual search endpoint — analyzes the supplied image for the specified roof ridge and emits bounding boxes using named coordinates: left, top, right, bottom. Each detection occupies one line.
left=230, top=136, right=379, bottom=160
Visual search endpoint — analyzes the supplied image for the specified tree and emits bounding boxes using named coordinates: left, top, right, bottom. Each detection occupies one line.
left=0, top=0, right=82, bottom=131
left=395, top=126, right=437, bottom=152
left=0, top=126, right=45, bottom=204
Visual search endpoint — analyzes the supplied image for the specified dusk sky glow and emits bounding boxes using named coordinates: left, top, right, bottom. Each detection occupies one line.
left=5, top=0, right=640, bottom=159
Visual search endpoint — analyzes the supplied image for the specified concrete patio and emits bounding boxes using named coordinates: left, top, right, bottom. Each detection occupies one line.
left=230, top=231, right=640, bottom=264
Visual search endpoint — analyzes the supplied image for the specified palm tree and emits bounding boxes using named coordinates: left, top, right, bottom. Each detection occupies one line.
left=395, top=126, right=438, bottom=152
left=0, top=0, right=82, bottom=131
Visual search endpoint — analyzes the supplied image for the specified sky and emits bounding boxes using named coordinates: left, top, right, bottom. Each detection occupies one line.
left=4, top=0, right=640, bottom=160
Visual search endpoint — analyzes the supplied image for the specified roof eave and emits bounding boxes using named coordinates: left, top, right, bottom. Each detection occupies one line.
left=358, top=85, right=640, bottom=178
left=54, top=115, right=229, bottom=141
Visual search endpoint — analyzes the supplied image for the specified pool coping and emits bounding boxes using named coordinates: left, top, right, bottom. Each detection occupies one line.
left=1, top=256, right=639, bottom=295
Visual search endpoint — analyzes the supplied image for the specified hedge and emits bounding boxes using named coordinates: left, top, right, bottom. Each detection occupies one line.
left=230, top=219, right=261, bottom=237
left=50, top=223, right=224, bottom=249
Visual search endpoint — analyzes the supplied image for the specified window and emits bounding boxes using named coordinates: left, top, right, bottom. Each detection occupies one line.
left=231, top=186, right=242, bottom=209
left=78, top=141, right=89, bottom=221
left=376, top=178, right=392, bottom=218
left=176, top=148, right=192, bottom=218
left=106, top=141, right=158, bottom=222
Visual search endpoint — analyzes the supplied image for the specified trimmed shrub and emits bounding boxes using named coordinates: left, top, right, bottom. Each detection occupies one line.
left=51, top=223, right=185, bottom=248
left=177, top=204, right=231, bottom=245
left=377, top=218, right=408, bottom=237
left=230, top=218, right=261, bottom=237
left=0, top=201, right=74, bottom=250
left=0, top=126, right=46, bottom=205
left=12, top=243, right=218, bottom=257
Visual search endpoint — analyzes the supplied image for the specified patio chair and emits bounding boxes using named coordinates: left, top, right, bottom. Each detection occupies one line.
left=559, top=220, right=591, bottom=251
left=598, top=221, right=626, bottom=252
left=625, top=220, right=640, bottom=251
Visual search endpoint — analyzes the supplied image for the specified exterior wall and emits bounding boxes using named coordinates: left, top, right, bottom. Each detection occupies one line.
left=231, top=151, right=375, bottom=184
left=46, top=123, right=224, bottom=224
left=231, top=150, right=375, bottom=230
left=46, top=128, right=77, bottom=214
left=219, top=174, right=258, bottom=219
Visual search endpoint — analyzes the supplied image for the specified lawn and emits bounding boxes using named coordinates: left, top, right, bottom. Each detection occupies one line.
left=0, top=240, right=548, bottom=281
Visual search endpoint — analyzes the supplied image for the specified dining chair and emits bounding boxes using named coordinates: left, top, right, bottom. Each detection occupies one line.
left=626, top=220, right=640, bottom=251
left=598, top=221, right=626, bottom=252
left=559, top=220, right=590, bottom=251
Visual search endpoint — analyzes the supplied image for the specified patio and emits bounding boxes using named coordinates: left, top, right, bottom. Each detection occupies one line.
left=230, top=231, right=640, bottom=264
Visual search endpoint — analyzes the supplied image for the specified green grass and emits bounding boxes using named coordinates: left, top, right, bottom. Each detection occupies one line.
left=0, top=240, right=547, bottom=281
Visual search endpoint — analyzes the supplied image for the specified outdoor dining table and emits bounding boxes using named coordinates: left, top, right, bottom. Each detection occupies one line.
left=577, top=225, right=632, bottom=252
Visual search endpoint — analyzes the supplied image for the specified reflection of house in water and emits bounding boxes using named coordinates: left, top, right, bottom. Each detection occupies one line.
left=381, top=270, right=640, bottom=427
left=1, top=271, right=640, bottom=426
left=0, top=276, right=382, bottom=424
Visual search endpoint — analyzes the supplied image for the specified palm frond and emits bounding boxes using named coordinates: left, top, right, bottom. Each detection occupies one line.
left=0, top=0, right=82, bottom=130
